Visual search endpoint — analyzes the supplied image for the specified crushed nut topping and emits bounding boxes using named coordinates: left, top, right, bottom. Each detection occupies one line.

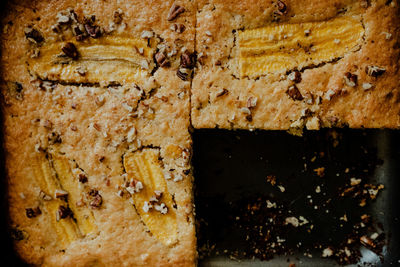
left=324, top=89, right=336, bottom=101
left=143, top=201, right=152, bottom=212
left=362, top=82, right=373, bottom=90
left=62, top=42, right=79, bottom=60
left=126, top=179, right=144, bottom=194
left=113, top=9, right=124, bottom=24
left=154, top=190, right=163, bottom=200
left=171, top=23, right=185, bottom=33
left=88, top=189, right=103, bottom=208
left=155, top=51, right=169, bottom=67
left=275, top=0, right=287, bottom=15
left=365, top=65, right=386, bottom=77
left=39, top=191, right=52, bottom=201
left=303, top=92, right=314, bottom=105
left=360, top=235, right=376, bottom=248
left=216, top=88, right=229, bottom=97
left=286, top=85, right=303, bottom=100
left=26, top=207, right=41, bottom=218
left=343, top=72, right=358, bottom=87
left=180, top=51, right=195, bottom=69
left=24, top=27, right=44, bottom=43
left=322, top=247, right=334, bottom=257
left=154, top=203, right=168, bottom=214
left=84, top=17, right=101, bottom=38
left=78, top=173, right=88, bottom=183
left=54, top=189, right=69, bottom=199
left=127, top=127, right=137, bottom=143
left=167, top=3, right=185, bottom=21
left=93, top=123, right=101, bottom=131
left=141, top=30, right=154, bottom=39
left=246, top=97, right=258, bottom=109
left=177, top=68, right=190, bottom=81
left=288, top=70, right=302, bottom=83
left=56, top=205, right=72, bottom=220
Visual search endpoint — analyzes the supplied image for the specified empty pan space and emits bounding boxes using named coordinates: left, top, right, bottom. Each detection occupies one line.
left=193, top=129, right=400, bottom=266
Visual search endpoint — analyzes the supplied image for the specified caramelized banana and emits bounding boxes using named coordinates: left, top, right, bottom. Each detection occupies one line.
left=239, top=16, right=364, bottom=78
left=28, top=35, right=155, bottom=85
left=51, top=154, right=96, bottom=235
left=123, top=148, right=178, bottom=246
left=32, top=153, right=80, bottom=246
left=32, top=152, right=97, bottom=246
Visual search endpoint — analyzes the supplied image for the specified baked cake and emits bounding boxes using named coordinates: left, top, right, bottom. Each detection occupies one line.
left=1, top=0, right=196, bottom=265
left=1, top=0, right=399, bottom=266
left=192, top=0, right=400, bottom=133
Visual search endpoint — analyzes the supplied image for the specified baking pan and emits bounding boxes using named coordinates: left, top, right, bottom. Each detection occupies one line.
left=1, top=128, right=399, bottom=266
left=193, top=129, right=400, bottom=267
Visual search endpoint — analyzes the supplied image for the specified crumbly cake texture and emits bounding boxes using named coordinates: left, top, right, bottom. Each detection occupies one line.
left=1, top=0, right=196, bottom=266
left=192, top=0, right=400, bottom=131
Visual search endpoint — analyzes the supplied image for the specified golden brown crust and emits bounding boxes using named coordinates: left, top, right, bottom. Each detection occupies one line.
left=1, top=0, right=196, bottom=266
left=192, top=0, right=400, bottom=130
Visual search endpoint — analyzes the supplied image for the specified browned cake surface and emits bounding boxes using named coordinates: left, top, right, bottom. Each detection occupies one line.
left=1, top=0, right=196, bottom=266
left=192, top=0, right=400, bottom=132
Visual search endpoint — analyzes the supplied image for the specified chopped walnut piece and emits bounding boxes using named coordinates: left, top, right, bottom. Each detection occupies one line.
left=24, top=27, right=44, bottom=43
left=88, top=189, right=103, bottom=209
left=167, top=3, right=185, bottom=21
left=84, top=20, right=101, bottom=38
left=246, top=97, right=257, bottom=109
left=288, top=70, right=302, bottom=83
left=177, top=68, right=190, bottom=81
left=324, top=89, right=336, bottom=101
left=56, top=205, right=72, bottom=220
left=286, top=85, right=303, bottom=100
left=113, top=10, right=124, bottom=24
left=142, top=201, right=152, bottom=212
left=126, top=179, right=144, bottom=194
left=54, top=189, right=69, bottom=199
left=141, top=30, right=154, bottom=39
left=304, top=92, right=314, bottom=104
left=26, top=207, right=41, bottom=218
left=365, top=65, right=386, bottom=77
left=93, top=123, right=101, bottom=131
left=314, top=167, right=325, bottom=177
left=362, top=82, right=373, bottom=90
left=180, top=51, right=195, bottom=69
left=344, top=72, right=358, bottom=87
left=78, top=173, right=88, bottom=183
left=154, top=190, right=163, bottom=200
left=154, top=203, right=168, bottom=214
left=155, top=51, right=169, bottom=67
left=39, top=191, right=52, bottom=201
left=216, top=88, right=229, bottom=97
left=360, top=235, right=376, bottom=248
left=62, top=42, right=79, bottom=60
left=171, top=23, right=185, bottom=33
left=275, top=0, right=287, bottom=15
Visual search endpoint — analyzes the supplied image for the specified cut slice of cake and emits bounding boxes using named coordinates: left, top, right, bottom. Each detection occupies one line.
left=1, top=0, right=196, bottom=265
left=192, top=0, right=400, bottom=132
